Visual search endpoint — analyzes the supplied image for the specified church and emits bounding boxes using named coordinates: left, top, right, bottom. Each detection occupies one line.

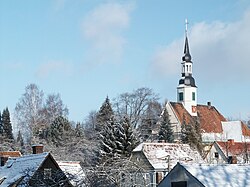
left=164, top=21, right=250, bottom=143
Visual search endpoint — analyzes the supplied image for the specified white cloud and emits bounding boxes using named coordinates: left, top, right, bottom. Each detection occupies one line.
left=82, top=2, right=134, bottom=65
left=36, top=60, right=73, bottom=78
left=152, top=9, right=250, bottom=83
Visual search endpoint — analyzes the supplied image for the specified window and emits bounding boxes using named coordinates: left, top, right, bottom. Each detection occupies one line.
left=171, top=181, right=187, bottom=187
left=192, top=92, right=195, bottom=101
left=215, top=152, right=219, bottom=158
left=179, top=92, right=183, bottom=101
left=156, top=172, right=163, bottom=184
left=44, top=168, right=52, bottom=179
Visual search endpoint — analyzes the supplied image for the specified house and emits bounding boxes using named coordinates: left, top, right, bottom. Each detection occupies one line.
left=58, top=161, right=85, bottom=186
left=204, top=140, right=250, bottom=164
left=0, top=145, right=72, bottom=187
left=163, top=20, right=250, bottom=144
left=158, top=162, right=250, bottom=187
left=130, top=142, right=203, bottom=186
left=0, top=151, right=22, bottom=166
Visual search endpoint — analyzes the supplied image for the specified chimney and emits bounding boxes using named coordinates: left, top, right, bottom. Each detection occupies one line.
left=32, top=145, right=44, bottom=154
left=207, top=102, right=212, bottom=109
left=0, top=156, right=8, bottom=166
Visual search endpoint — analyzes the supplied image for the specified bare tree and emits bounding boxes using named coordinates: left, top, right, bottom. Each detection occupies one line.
left=113, top=87, right=159, bottom=129
left=84, top=157, right=150, bottom=187
left=14, top=83, right=44, bottom=143
left=42, top=93, right=69, bottom=128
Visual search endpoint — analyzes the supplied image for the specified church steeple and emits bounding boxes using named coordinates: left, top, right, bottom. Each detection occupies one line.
left=177, top=19, right=197, bottom=116
left=182, top=36, right=192, bottom=62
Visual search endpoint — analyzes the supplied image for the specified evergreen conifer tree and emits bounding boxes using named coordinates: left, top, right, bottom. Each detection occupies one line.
left=99, top=119, right=117, bottom=160
left=158, top=109, right=174, bottom=143
left=96, top=96, right=114, bottom=131
left=2, top=107, right=14, bottom=139
left=181, top=115, right=203, bottom=153
left=100, top=118, right=138, bottom=161
left=48, top=116, right=72, bottom=146
left=16, top=130, right=24, bottom=146
left=114, top=117, right=138, bottom=156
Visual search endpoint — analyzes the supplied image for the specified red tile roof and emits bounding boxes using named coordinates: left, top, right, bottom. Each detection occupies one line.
left=170, top=102, right=194, bottom=125
left=216, top=141, right=250, bottom=156
left=0, top=151, right=22, bottom=157
left=170, top=102, right=227, bottom=133
left=197, top=104, right=226, bottom=133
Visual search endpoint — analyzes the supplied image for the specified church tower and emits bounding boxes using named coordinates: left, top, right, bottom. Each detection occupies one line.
left=177, top=19, right=197, bottom=116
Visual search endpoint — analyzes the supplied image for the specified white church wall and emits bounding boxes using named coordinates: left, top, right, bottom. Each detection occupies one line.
left=222, top=121, right=244, bottom=142
left=165, top=102, right=182, bottom=140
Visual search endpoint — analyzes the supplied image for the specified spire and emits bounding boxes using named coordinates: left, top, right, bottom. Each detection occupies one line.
left=182, top=19, right=192, bottom=62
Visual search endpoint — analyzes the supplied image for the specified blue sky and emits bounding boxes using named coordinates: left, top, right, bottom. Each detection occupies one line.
left=0, top=0, right=250, bottom=122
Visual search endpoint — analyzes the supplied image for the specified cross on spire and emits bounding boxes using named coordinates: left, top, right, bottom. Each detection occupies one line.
left=185, top=18, right=189, bottom=37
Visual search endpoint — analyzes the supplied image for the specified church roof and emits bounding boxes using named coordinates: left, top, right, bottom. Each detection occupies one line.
left=170, top=102, right=226, bottom=133
left=179, top=76, right=196, bottom=87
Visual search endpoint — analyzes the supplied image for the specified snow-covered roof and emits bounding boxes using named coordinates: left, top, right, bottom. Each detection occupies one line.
left=182, top=163, right=250, bottom=187
left=58, top=161, right=85, bottom=186
left=0, top=152, right=49, bottom=187
left=222, top=121, right=250, bottom=142
left=133, top=142, right=203, bottom=170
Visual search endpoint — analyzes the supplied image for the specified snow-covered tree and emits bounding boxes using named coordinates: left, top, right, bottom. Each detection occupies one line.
left=100, top=117, right=138, bottom=162
left=42, top=93, right=69, bottom=128
left=158, top=108, right=174, bottom=143
left=99, top=119, right=117, bottom=160
left=114, top=117, right=138, bottom=157
left=96, top=96, right=114, bottom=131
left=14, top=84, right=44, bottom=143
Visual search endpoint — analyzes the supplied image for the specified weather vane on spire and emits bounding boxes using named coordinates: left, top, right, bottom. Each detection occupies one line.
left=185, top=18, right=189, bottom=36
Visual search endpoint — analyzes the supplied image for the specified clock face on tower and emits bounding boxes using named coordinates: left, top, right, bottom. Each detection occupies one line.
left=192, top=106, right=197, bottom=113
